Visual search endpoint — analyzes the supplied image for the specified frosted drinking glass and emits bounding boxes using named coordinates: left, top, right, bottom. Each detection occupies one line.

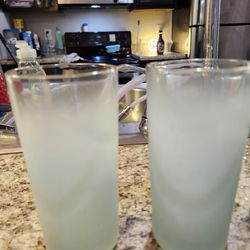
left=146, top=59, right=250, bottom=250
left=6, top=64, right=119, bottom=250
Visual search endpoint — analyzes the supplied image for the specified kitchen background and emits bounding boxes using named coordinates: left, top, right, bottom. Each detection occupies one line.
left=1, top=0, right=249, bottom=62
left=0, top=8, right=174, bottom=59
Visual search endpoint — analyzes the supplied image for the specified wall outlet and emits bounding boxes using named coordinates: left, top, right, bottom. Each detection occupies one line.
left=44, top=29, right=53, bottom=42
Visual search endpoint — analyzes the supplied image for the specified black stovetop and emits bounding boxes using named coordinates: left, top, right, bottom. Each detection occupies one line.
left=83, top=55, right=139, bottom=65
left=64, top=31, right=139, bottom=65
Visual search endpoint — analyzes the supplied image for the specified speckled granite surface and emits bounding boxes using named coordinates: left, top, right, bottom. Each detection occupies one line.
left=0, top=144, right=249, bottom=250
left=1, top=52, right=186, bottom=66
left=0, top=55, right=65, bottom=66
left=132, top=52, right=187, bottom=62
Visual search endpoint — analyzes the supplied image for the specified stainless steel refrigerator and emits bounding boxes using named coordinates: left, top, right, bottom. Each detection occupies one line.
left=189, top=0, right=250, bottom=59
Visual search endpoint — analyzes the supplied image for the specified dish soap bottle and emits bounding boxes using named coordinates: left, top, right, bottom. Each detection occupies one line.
left=55, top=27, right=64, bottom=54
left=15, top=40, right=45, bottom=75
left=15, top=41, right=50, bottom=100
left=157, top=30, right=165, bottom=55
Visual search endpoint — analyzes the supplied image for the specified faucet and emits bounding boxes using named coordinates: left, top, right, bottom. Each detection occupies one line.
left=118, top=64, right=147, bottom=118
left=204, top=0, right=221, bottom=59
left=138, top=105, right=148, bottom=137
left=118, top=64, right=148, bottom=136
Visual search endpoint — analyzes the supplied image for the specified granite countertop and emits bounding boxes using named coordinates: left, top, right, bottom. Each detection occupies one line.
left=0, top=144, right=249, bottom=250
left=1, top=52, right=186, bottom=66
left=132, top=52, right=187, bottom=62
left=0, top=55, right=65, bottom=66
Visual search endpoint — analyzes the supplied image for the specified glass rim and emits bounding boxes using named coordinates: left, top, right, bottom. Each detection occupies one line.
left=146, top=58, right=250, bottom=74
left=5, top=63, right=117, bottom=80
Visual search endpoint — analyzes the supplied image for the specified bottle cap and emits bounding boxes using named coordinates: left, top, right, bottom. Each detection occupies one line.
left=16, top=41, right=37, bottom=59
left=15, top=40, right=29, bottom=49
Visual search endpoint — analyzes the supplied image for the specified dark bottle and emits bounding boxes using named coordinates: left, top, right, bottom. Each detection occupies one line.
left=157, top=30, right=165, bottom=55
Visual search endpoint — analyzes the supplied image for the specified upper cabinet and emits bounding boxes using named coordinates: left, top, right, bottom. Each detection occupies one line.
left=56, top=0, right=189, bottom=10
left=57, top=0, right=133, bottom=7
left=0, top=0, right=58, bottom=11
left=131, top=0, right=190, bottom=10
left=0, top=0, right=189, bottom=11
left=132, top=0, right=174, bottom=9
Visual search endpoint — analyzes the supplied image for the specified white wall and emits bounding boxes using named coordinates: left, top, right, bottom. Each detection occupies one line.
left=8, top=8, right=172, bottom=54
left=0, top=10, right=11, bottom=59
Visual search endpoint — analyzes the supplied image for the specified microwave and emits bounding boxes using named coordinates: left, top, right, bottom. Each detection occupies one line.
left=135, top=0, right=174, bottom=7
left=58, top=0, right=134, bottom=5
left=134, top=0, right=190, bottom=8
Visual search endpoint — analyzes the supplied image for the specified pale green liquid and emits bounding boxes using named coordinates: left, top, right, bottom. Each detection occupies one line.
left=9, top=78, right=118, bottom=250
left=147, top=73, right=249, bottom=250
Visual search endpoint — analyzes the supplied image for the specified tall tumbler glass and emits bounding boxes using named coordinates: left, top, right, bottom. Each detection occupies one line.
left=146, top=59, right=250, bottom=250
left=6, top=64, right=118, bottom=250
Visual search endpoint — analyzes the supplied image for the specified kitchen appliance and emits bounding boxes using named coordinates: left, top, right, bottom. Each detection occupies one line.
left=189, top=0, right=250, bottom=59
left=0, top=33, right=18, bottom=65
left=65, top=31, right=139, bottom=83
left=58, top=0, right=133, bottom=6
left=65, top=31, right=138, bottom=65
left=2, top=29, right=20, bottom=61
left=134, top=0, right=173, bottom=8
left=133, top=0, right=189, bottom=9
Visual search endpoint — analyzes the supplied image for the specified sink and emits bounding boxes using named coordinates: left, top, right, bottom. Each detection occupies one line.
left=119, top=87, right=146, bottom=123
left=118, top=87, right=147, bottom=145
left=0, top=89, right=148, bottom=149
